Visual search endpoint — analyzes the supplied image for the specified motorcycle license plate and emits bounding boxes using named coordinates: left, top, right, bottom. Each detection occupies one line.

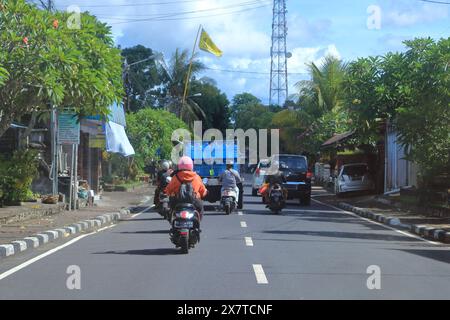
left=174, top=221, right=194, bottom=229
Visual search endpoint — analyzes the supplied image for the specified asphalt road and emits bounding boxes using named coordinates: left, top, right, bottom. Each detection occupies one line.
left=0, top=186, right=449, bottom=300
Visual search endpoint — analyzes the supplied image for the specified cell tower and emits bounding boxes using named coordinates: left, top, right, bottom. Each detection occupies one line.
left=269, top=0, right=288, bottom=107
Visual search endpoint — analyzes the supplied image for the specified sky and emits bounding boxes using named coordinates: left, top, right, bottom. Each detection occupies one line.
left=54, top=0, right=450, bottom=105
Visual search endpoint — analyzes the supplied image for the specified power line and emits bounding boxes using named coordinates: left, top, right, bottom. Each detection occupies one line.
left=55, top=0, right=209, bottom=8
left=417, top=0, right=450, bottom=4
left=55, top=0, right=270, bottom=9
left=94, top=0, right=270, bottom=21
left=204, top=67, right=308, bottom=76
left=108, top=3, right=271, bottom=25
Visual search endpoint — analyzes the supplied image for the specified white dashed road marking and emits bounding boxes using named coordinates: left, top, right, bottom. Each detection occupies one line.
left=240, top=221, right=247, bottom=228
left=253, top=264, right=268, bottom=284
left=238, top=211, right=243, bottom=216
left=245, top=237, right=254, bottom=246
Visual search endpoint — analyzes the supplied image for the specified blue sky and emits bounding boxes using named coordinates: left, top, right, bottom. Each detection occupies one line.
left=55, top=0, right=449, bottom=104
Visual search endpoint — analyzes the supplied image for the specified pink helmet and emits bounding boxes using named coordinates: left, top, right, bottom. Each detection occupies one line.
left=178, top=156, right=194, bottom=171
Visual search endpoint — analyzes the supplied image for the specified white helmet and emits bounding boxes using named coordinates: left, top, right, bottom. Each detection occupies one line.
left=161, top=161, right=170, bottom=171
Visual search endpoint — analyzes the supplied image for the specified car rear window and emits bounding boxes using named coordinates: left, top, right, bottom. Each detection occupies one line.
left=342, top=165, right=368, bottom=177
left=277, top=156, right=307, bottom=171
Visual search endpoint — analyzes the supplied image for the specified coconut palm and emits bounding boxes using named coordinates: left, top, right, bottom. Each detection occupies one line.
left=165, top=48, right=206, bottom=126
left=295, top=55, right=348, bottom=116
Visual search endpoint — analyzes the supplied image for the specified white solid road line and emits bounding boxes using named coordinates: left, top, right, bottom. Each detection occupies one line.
left=131, top=205, right=156, bottom=219
left=253, top=264, right=268, bottom=284
left=0, top=224, right=117, bottom=282
left=240, top=221, right=248, bottom=228
left=312, top=198, right=440, bottom=246
left=245, top=237, right=254, bottom=247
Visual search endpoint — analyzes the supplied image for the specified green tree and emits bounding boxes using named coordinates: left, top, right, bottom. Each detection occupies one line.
left=286, top=55, right=350, bottom=157
left=395, top=38, right=450, bottom=182
left=0, top=0, right=123, bottom=137
left=235, top=104, right=274, bottom=131
left=121, top=45, right=167, bottom=112
left=0, top=65, right=8, bottom=86
left=126, top=108, right=188, bottom=170
left=296, top=56, right=348, bottom=116
left=190, top=79, right=230, bottom=133
left=165, top=48, right=205, bottom=126
left=230, top=92, right=261, bottom=124
left=343, top=37, right=450, bottom=185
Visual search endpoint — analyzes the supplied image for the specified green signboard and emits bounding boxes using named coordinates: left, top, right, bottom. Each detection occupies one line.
left=58, top=112, right=80, bottom=145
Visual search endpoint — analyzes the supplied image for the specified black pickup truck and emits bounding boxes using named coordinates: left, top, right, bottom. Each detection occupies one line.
left=270, top=154, right=312, bottom=206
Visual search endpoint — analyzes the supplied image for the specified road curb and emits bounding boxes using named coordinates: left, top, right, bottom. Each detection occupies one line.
left=0, top=209, right=133, bottom=260
left=337, top=202, right=449, bottom=244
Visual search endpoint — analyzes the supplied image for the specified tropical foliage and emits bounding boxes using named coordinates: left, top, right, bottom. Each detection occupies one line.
left=126, top=108, right=189, bottom=170
left=0, top=0, right=124, bottom=137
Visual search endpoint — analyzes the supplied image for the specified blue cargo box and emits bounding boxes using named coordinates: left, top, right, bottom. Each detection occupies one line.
left=186, top=141, right=240, bottom=178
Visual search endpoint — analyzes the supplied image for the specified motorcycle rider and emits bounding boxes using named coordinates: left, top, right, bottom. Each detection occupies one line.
left=164, top=156, right=208, bottom=217
left=219, top=163, right=241, bottom=203
left=154, top=160, right=173, bottom=207
left=259, top=161, right=288, bottom=205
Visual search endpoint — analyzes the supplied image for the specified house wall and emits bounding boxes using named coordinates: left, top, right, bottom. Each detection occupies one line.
left=385, top=122, right=418, bottom=193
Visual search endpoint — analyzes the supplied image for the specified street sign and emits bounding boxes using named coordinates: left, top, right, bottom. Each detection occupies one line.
left=58, top=112, right=80, bottom=145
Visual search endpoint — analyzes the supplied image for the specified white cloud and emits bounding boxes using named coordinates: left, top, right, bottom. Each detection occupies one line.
left=82, top=1, right=341, bottom=102
left=380, top=1, right=449, bottom=27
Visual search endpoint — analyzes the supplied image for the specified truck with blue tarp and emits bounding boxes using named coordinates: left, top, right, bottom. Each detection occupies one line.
left=185, top=140, right=243, bottom=209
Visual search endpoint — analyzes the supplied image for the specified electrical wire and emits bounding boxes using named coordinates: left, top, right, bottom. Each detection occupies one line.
left=108, top=3, right=271, bottom=25
left=204, top=67, right=308, bottom=76
left=93, top=1, right=270, bottom=23
left=417, top=0, right=450, bottom=4
left=55, top=0, right=210, bottom=8
left=94, top=0, right=270, bottom=20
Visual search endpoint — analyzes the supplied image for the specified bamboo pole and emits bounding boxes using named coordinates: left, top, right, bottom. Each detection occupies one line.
left=182, top=25, right=202, bottom=106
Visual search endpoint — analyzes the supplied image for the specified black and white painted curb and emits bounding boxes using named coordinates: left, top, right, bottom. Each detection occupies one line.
left=0, top=209, right=132, bottom=259
left=338, top=202, right=450, bottom=244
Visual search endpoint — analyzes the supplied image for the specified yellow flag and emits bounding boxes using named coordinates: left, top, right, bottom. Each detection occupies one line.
left=199, top=28, right=223, bottom=57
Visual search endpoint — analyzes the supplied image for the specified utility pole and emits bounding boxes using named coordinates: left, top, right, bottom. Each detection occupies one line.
left=269, top=0, right=289, bottom=107
left=45, top=0, right=59, bottom=195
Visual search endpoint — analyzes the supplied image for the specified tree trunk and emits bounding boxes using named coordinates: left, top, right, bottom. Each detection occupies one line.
left=19, top=111, right=38, bottom=148
left=0, top=113, right=14, bottom=139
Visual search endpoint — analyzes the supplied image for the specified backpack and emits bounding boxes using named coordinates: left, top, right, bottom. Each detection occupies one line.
left=174, top=174, right=196, bottom=203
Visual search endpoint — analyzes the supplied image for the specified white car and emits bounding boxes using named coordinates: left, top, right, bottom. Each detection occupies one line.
left=251, top=159, right=270, bottom=196
left=335, top=163, right=375, bottom=196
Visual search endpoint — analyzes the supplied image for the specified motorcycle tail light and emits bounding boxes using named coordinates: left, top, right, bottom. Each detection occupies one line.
left=179, top=210, right=194, bottom=219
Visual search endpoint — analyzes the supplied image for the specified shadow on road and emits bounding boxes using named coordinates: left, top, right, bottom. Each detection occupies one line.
left=393, top=249, right=450, bottom=264
left=93, top=248, right=181, bottom=256
left=263, top=230, right=418, bottom=242
left=117, top=230, right=169, bottom=234
left=120, top=217, right=165, bottom=222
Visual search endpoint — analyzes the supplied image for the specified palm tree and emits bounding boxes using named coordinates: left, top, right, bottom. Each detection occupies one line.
left=165, top=48, right=206, bottom=126
left=295, top=55, right=347, bottom=115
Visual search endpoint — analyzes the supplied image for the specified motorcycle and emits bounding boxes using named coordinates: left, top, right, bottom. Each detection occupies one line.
left=221, top=188, right=237, bottom=215
left=156, top=176, right=172, bottom=219
left=267, top=183, right=285, bottom=214
left=169, top=203, right=201, bottom=254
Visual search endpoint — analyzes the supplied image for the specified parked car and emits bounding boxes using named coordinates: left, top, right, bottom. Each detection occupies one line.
left=251, top=159, right=270, bottom=196
left=272, top=154, right=312, bottom=206
left=334, top=163, right=375, bottom=196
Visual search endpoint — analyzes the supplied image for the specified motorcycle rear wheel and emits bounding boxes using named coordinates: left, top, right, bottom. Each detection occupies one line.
left=180, top=235, right=189, bottom=254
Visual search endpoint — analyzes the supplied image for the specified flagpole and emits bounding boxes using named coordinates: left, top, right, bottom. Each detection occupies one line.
left=182, top=24, right=202, bottom=106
